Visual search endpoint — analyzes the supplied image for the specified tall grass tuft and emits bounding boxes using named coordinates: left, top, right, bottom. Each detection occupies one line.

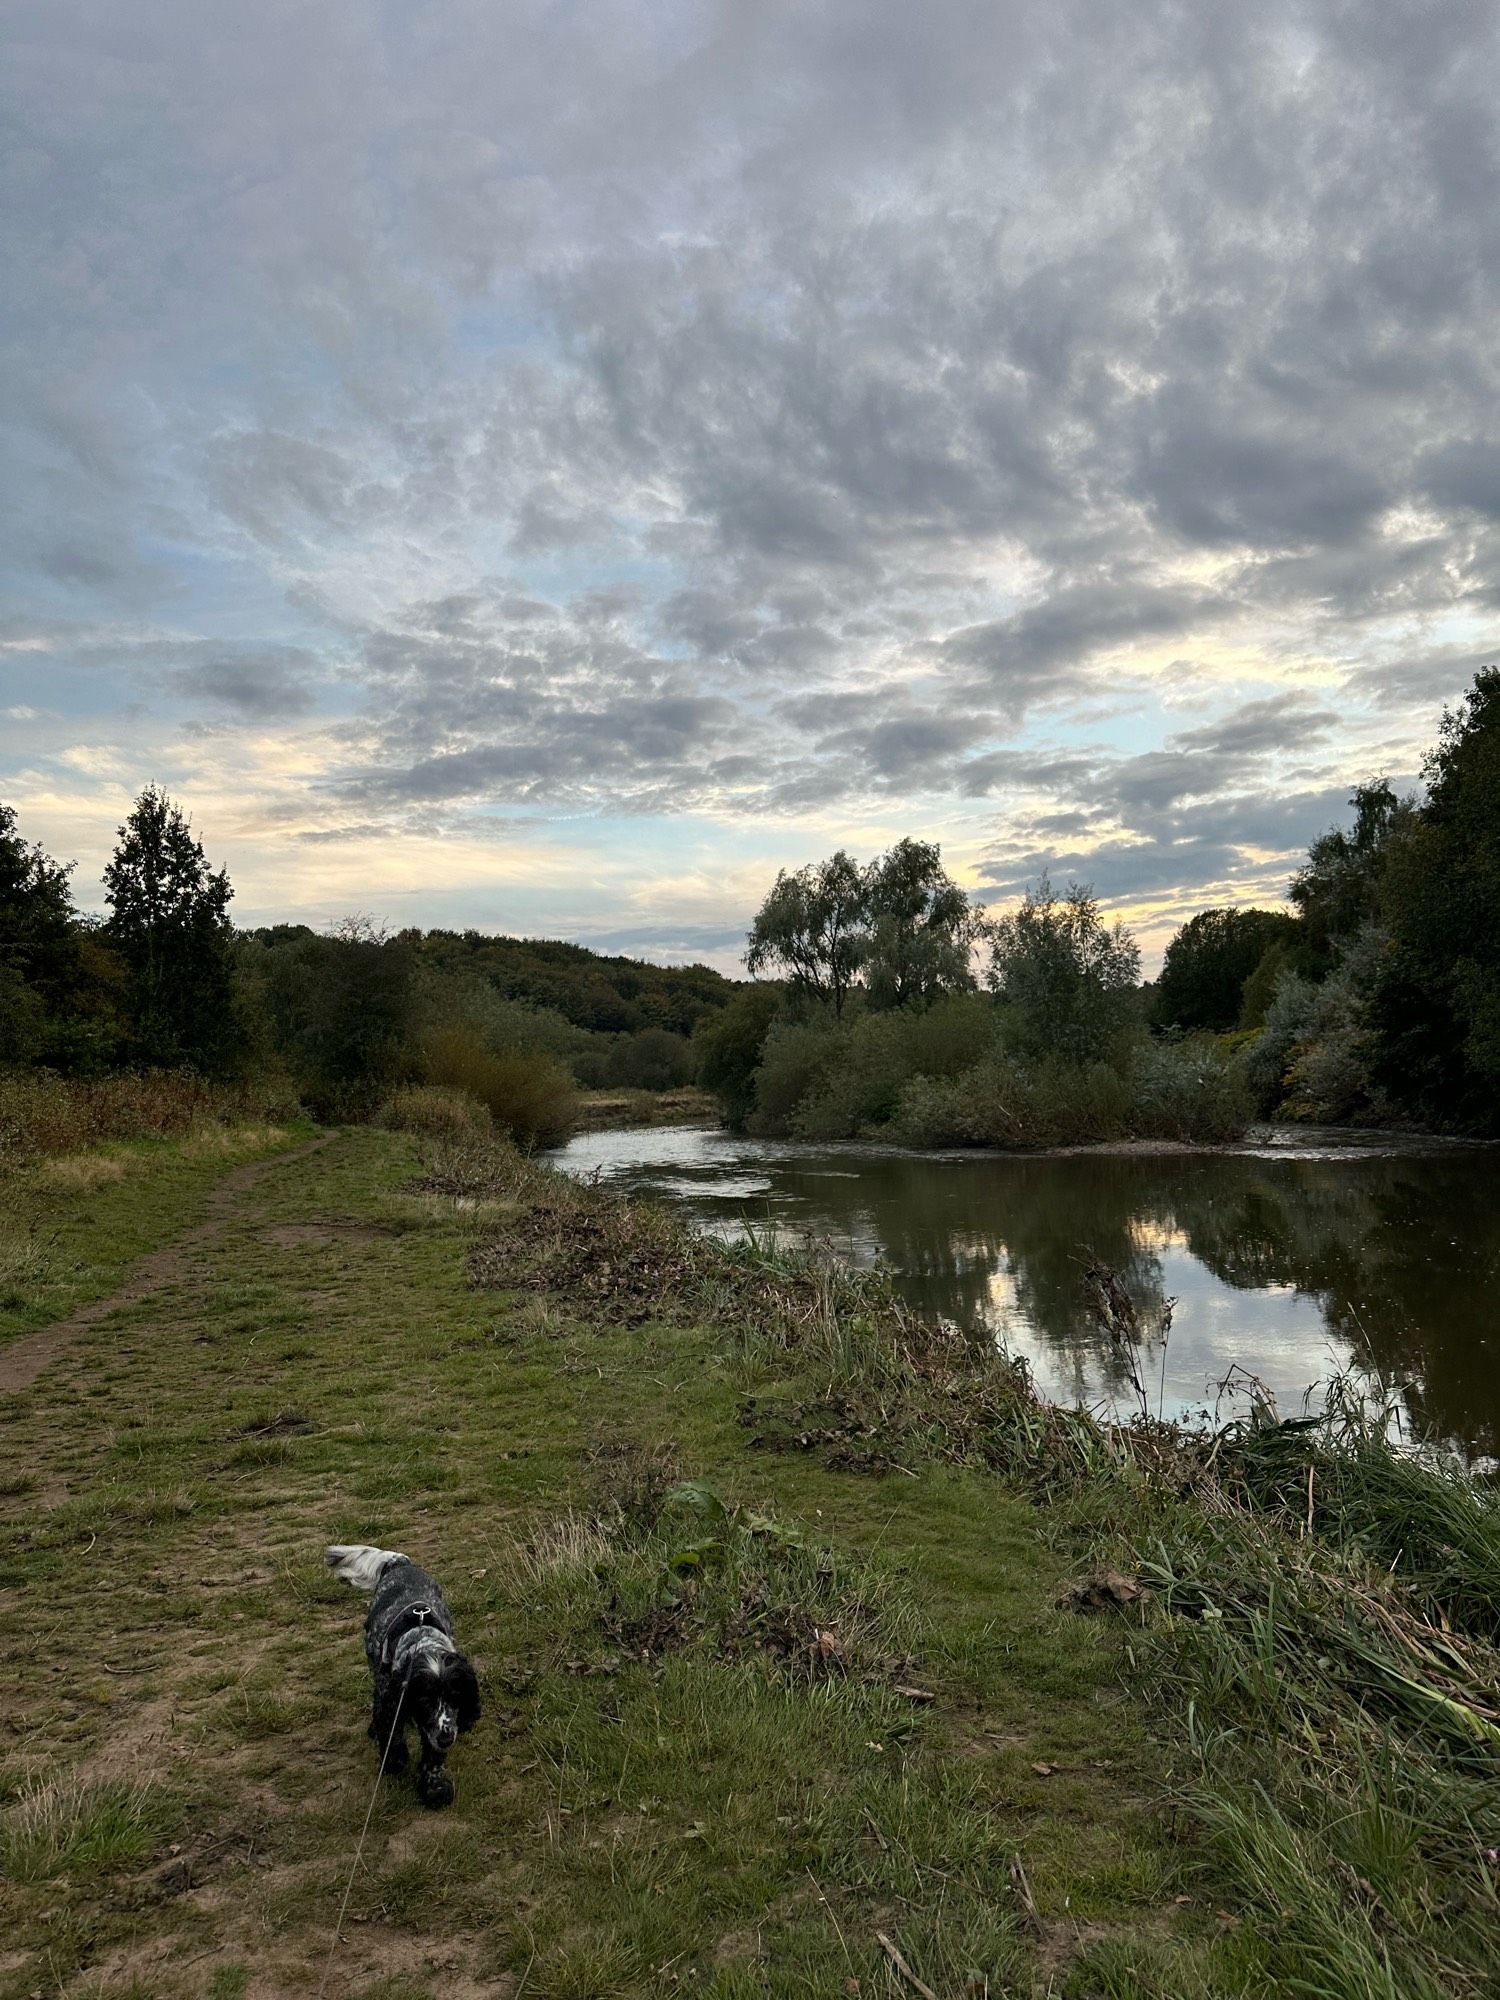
left=0, top=1773, right=162, bottom=1882
left=376, top=1082, right=493, bottom=1141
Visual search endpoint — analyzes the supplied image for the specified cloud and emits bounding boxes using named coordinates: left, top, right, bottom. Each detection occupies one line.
left=2, top=0, right=1497, bottom=941
left=1170, top=695, right=1340, bottom=760
left=173, top=648, right=319, bottom=718
left=1419, top=441, right=1500, bottom=521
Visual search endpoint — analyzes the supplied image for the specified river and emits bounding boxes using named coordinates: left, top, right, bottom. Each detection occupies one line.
left=549, top=1122, right=1500, bottom=1457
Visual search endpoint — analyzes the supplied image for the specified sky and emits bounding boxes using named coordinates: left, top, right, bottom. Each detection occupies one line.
left=3, top=1, right=1497, bottom=975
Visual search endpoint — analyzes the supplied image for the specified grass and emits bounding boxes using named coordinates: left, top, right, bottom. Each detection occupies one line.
left=0, top=1067, right=302, bottom=1160
left=0, top=1121, right=311, bottom=1343
left=0, top=1774, right=165, bottom=1883
left=0, top=1124, right=1496, bottom=1996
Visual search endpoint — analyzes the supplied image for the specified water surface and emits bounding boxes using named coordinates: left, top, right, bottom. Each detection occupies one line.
left=549, top=1124, right=1500, bottom=1456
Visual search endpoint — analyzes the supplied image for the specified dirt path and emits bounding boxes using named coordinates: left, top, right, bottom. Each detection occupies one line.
left=0, top=1133, right=336, bottom=1395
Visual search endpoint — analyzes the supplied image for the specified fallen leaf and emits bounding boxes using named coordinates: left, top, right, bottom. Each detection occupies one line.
left=1064, top=1570, right=1144, bottom=1614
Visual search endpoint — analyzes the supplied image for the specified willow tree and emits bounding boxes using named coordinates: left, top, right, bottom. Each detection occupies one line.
left=988, top=876, right=1140, bottom=1064
left=862, top=838, right=982, bottom=1011
left=745, top=850, right=867, bottom=1017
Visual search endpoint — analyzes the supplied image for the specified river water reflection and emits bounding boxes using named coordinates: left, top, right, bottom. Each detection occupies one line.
left=549, top=1123, right=1500, bottom=1456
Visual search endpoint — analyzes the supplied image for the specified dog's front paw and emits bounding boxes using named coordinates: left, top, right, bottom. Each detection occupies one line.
left=417, top=1766, right=455, bottom=1810
left=380, top=1739, right=410, bottom=1775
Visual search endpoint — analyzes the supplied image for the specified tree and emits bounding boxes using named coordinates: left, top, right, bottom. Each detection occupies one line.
left=0, top=800, right=81, bottom=1014
left=259, top=916, right=416, bottom=1114
left=745, top=851, right=867, bottom=1017
left=103, top=786, right=238, bottom=1070
left=988, top=877, right=1141, bottom=1063
left=862, top=838, right=981, bottom=1010
left=0, top=801, right=128, bottom=1069
left=1290, top=780, right=1415, bottom=977
left=1154, top=906, right=1299, bottom=1032
left=693, top=985, right=782, bottom=1127
left=1375, top=667, right=1500, bottom=1125
left=1238, top=935, right=1296, bottom=1030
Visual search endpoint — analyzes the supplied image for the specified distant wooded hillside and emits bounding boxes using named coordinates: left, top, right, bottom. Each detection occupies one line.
left=403, top=930, right=739, bottom=1035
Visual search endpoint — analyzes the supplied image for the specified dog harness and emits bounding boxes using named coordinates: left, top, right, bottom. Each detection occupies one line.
left=385, top=1603, right=456, bottom=1678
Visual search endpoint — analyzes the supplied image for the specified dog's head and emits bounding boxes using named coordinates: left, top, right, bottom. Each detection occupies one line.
left=406, top=1652, right=480, bottom=1754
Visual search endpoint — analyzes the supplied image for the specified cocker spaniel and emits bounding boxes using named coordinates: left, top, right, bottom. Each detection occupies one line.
left=326, top=1544, right=480, bottom=1808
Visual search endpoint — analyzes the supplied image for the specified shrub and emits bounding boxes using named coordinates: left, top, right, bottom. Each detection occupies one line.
left=421, top=1024, right=576, bottom=1147
left=1242, top=932, right=1386, bottom=1123
left=605, top=1026, right=693, bottom=1092
left=694, top=986, right=781, bottom=1127
left=887, top=1041, right=1246, bottom=1149
left=746, top=1018, right=845, bottom=1135
left=891, top=1054, right=1133, bottom=1148
left=1127, top=1036, right=1252, bottom=1142
left=900, top=992, right=998, bottom=1078
left=783, top=1013, right=905, bottom=1138
left=413, top=965, right=603, bottom=1078
left=1242, top=969, right=1319, bottom=1116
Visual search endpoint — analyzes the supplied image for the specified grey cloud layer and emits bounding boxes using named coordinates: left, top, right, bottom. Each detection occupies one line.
left=4, top=0, right=1498, bottom=914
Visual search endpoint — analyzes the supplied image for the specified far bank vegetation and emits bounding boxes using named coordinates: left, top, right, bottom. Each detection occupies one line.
left=700, top=669, right=1500, bottom=1149
left=699, top=839, right=1249, bottom=1148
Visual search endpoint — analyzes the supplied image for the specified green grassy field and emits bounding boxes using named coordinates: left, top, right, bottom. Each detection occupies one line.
left=2, top=1125, right=1496, bottom=1998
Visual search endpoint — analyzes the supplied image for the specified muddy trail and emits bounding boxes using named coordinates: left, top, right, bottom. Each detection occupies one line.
left=0, top=1133, right=336, bottom=1395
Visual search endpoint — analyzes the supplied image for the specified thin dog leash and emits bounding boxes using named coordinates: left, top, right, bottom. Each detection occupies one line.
left=316, top=1684, right=406, bottom=1999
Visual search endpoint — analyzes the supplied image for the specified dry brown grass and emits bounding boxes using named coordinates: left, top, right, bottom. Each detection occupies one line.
left=375, top=1081, right=493, bottom=1139
left=0, top=1070, right=302, bottom=1162
left=36, top=1154, right=130, bottom=1192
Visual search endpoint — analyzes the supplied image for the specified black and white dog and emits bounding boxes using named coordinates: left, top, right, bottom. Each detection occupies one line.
left=326, top=1544, right=481, bottom=1808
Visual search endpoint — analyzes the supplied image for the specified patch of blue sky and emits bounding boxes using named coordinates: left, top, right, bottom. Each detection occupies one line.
left=1030, top=694, right=1166, bottom=762
left=0, top=658, right=124, bottom=726
left=450, top=302, right=550, bottom=356
left=132, top=537, right=323, bottom=639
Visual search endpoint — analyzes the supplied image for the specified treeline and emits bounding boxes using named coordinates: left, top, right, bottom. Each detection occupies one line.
left=702, top=669, right=1500, bottom=1146
left=0, top=786, right=737, bottom=1145
left=1154, top=667, right=1500, bottom=1132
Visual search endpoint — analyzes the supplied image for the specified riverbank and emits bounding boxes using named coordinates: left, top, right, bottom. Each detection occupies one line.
left=2, top=1128, right=1497, bottom=1996
left=574, top=1084, right=721, bottom=1131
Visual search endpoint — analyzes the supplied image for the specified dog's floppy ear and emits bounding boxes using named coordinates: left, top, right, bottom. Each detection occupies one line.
left=448, top=1656, right=481, bottom=1732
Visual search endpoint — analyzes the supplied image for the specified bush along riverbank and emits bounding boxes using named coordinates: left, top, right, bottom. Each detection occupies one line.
left=435, top=1137, right=1500, bottom=1997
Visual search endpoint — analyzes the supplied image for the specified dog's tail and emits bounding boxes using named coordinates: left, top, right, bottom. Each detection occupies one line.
left=325, top=1543, right=407, bottom=1592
